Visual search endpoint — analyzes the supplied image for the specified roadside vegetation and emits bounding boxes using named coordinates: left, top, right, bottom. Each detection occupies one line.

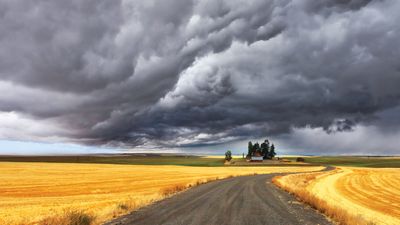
left=0, top=162, right=323, bottom=225
left=40, top=210, right=95, bottom=225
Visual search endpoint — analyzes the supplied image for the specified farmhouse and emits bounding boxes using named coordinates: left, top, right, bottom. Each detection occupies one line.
left=245, top=139, right=277, bottom=162
left=251, top=151, right=263, bottom=162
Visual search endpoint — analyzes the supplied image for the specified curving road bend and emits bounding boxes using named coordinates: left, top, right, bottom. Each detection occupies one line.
left=105, top=170, right=332, bottom=225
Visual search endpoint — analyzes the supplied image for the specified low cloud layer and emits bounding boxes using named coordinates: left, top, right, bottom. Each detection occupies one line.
left=1, top=0, right=400, bottom=154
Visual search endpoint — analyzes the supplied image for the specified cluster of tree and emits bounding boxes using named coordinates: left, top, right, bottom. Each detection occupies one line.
left=247, top=139, right=276, bottom=159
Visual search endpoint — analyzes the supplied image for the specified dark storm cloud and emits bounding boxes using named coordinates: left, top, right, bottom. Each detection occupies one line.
left=1, top=0, right=400, bottom=153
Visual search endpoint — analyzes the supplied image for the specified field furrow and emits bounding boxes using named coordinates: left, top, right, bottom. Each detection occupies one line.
left=274, top=167, right=400, bottom=225
left=335, top=168, right=400, bottom=219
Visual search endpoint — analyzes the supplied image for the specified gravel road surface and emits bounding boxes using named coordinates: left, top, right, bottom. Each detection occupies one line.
left=105, top=169, right=332, bottom=225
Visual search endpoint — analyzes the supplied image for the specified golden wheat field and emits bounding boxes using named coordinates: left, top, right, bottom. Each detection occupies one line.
left=274, top=167, right=400, bottom=225
left=0, top=162, right=323, bottom=225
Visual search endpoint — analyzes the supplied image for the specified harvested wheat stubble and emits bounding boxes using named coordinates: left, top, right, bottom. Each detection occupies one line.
left=0, top=162, right=323, bottom=225
left=274, top=167, right=400, bottom=225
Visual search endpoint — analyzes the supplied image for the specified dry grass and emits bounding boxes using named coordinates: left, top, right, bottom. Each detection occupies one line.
left=0, top=162, right=323, bottom=225
left=273, top=167, right=400, bottom=225
left=160, top=184, right=187, bottom=197
left=160, top=178, right=223, bottom=197
left=40, top=210, right=95, bottom=225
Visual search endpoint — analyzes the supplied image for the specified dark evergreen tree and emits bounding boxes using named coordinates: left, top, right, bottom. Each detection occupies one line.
left=261, top=142, right=266, bottom=156
left=247, top=141, right=253, bottom=157
left=269, top=144, right=276, bottom=159
left=252, top=142, right=260, bottom=155
left=261, top=139, right=270, bottom=159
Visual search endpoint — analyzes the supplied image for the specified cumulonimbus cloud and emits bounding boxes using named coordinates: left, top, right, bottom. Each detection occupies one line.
left=0, top=0, right=399, bottom=153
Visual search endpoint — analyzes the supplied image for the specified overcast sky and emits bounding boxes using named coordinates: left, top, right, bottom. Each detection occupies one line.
left=1, top=0, right=400, bottom=155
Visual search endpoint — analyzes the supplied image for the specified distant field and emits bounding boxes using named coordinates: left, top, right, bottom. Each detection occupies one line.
left=274, top=167, right=400, bottom=225
left=0, top=155, right=224, bottom=167
left=0, top=154, right=321, bottom=167
left=0, top=162, right=324, bottom=225
left=284, top=156, right=400, bottom=168
left=228, top=157, right=312, bottom=166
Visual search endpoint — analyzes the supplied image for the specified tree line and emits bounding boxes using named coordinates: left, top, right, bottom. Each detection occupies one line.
left=247, top=139, right=276, bottom=159
left=224, top=139, right=277, bottom=161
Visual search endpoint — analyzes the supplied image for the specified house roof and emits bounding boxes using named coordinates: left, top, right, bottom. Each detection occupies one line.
left=253, top=151, right=262, bottom=157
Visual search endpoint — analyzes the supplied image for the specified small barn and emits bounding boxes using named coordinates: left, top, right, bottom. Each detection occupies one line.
left=251, top=152, right=263, bottom=162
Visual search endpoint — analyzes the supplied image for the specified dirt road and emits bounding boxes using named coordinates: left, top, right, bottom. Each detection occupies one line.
left=105, top=171, right=332, bottom=225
